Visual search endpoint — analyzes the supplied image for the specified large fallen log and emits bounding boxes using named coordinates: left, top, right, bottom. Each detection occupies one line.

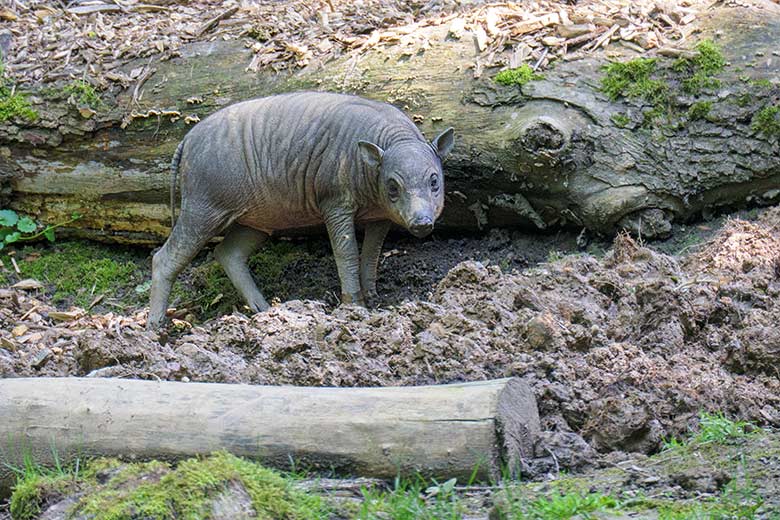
left=0, top=377, right=539, bottom=495
left=1, top=4, right=779, bottom=243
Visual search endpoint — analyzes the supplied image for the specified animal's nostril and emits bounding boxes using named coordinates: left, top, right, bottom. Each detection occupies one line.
left=409, top=219, right=434, bottom=237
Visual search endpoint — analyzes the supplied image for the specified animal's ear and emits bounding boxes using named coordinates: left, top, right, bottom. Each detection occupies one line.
left=431, top=127, right=454, bottom=160
left=358, top=141, right=384, bottom=170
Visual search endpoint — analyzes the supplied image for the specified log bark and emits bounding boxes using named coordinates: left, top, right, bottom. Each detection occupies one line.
left=1, top=5, right=779, bottom=243
left=0, top=377, right=540, bottom=495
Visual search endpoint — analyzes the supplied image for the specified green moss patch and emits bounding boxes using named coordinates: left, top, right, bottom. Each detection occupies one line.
left=63, top=79, right=102, bottom=108
left=10, top=472, right=78, bottom=520
left=687, top=100, right=712, bottom=120
left=600, top=40, right=727, bottom=127
left=0, top=90, right=37, bottom=123
left=610, top=113, right=631, bottom=128
left=0, top=62, right=38, bottom=122
left=494, top=64, right=543, bottom=87
left=673, top=40, right=726, bottom=94
left=751, top=105, right=780, bottom=137
left=11, top=452, right=330, bottom=520
left=11, top=241, right=144, bottom=307
left=601, top=57, right=665, bottom=102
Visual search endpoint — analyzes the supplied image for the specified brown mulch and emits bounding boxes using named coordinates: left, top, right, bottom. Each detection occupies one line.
left=1, top=0, right=731, bottom=90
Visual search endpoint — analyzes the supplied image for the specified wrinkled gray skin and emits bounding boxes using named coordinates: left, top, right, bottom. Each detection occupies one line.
left=148, top=92, right=454, bottom=329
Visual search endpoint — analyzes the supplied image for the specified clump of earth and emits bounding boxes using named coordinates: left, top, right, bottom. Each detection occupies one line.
left=2, top=208, right=780, bottom=474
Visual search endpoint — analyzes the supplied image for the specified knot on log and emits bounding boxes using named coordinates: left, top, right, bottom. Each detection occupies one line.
left=518, top=116, right=569, bottom=154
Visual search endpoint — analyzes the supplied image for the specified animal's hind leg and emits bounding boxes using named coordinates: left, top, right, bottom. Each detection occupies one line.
left=214, top=224, right=270, bottom=313
left=148, top=210, right=226, bottom=329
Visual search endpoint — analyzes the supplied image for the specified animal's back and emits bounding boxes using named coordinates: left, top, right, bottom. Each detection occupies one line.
left=177, top=92, right=421, bottom=232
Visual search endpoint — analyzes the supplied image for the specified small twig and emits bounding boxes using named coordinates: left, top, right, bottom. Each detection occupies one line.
left=131, top=58, right=155, bottom=109
left=532, top=47, right=548, bottom=71
left=21, top=305, right=40, bottom=320
left=10, top=256, right=20, bottom=274
left=545, top=447, right=560, bottom=475
left=88, top=294, right=105, bottom=310
left=196, top=6, right=239, bottom=38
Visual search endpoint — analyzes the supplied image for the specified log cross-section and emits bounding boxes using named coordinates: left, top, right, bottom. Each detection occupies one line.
left=0, top=377, right=540, bottom=494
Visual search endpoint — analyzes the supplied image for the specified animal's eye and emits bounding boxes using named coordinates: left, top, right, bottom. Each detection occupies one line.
left=430, top=174, right=439, bottom=192
left=387, top=179, right=400, bottom=201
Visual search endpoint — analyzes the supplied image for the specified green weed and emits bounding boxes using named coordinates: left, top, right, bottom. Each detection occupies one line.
left=693, top=411, right=752, bottom=444
left=0, top=209, right=80, bottom=251
left=5, top=446, right=82, bottom=520
left=501, top=490, right=620, bottom=520
left=658, top=480, right=763, bottom=520
left=356, top=476, right=463, bottom=520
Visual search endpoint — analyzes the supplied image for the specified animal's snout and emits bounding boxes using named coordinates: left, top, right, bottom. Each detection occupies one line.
left=409, top=216, right=434, bottom=238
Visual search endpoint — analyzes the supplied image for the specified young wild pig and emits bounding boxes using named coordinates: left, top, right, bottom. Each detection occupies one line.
left=148, top=92, right=454, bottom=329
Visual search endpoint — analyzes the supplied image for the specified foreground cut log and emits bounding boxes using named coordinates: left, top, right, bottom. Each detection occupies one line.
left=1, top=5, right=779, bottom=243
left=0, top=377, right=539, bottom=495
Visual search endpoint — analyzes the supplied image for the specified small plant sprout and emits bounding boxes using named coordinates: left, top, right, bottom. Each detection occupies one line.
left=0, top=210, right=81, bottom=251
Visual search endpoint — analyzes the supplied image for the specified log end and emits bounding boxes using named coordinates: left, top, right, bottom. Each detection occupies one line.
left=495, top=378, right=541, bottom=478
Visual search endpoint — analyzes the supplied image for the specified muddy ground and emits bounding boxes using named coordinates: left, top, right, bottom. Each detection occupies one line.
left=2, top=208, right=780, bottom=481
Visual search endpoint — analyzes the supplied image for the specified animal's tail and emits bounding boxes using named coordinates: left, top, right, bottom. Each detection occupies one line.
left=170, top=141, right=184, bottom=228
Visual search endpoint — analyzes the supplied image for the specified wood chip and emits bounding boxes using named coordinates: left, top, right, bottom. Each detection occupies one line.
left=30, top=348, right=51, bottom=368
left=67, top=4, right=122, bottom=15
left=11, top=324, right=28, bottom=337
left=0, top=337, right=16, bottom=351
left=48, top=310, right=85, bottom=322
left=12, top=279, right=43, bottom=290
left=557, top=24, right=594, bottom=39
left=511, top=13, right=560, bottom=36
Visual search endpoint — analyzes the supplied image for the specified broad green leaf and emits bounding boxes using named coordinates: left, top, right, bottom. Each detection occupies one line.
left=0, top=209, right=18, bottom=227
left=16, top=216, right=37, bottom=233
left=43, top=227, right=56, bottom=242
left=4, top=231, right=20, bottom=244
left=0, top=242, right=4, bottom=251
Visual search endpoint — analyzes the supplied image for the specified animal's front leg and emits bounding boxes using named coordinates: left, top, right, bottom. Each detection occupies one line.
left=323, top=207, right=364, bottom=306
left=360, top=220, right=391, bottom=304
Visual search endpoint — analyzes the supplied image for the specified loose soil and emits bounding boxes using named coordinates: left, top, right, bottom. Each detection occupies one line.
left=2, top=208, right=780, bottom=471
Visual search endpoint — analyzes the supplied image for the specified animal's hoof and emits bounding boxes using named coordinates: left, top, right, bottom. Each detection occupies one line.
left=341, top=292, right=366, bottom=307
left=362, top=289, right=379, bottom=307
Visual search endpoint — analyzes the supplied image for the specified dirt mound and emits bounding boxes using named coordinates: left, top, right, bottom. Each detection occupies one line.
left=688, top=218, right=780, bottom=275
left=3, top=216, right=780, bottom=473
